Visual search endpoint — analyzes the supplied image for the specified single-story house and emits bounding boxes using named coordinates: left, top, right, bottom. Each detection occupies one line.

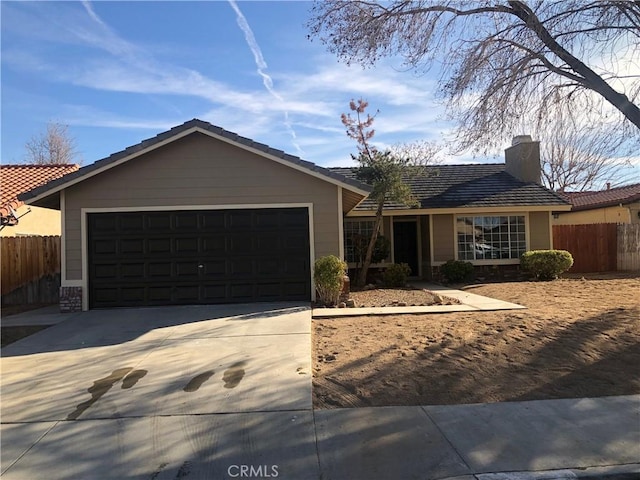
left=553, top=183, right=640, bottom=225
left=1, top=164, right=79, bottom=237
left=19, top=120, right=570, bottom=311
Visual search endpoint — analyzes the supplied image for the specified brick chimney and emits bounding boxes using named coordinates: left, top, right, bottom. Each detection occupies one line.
left=504, top=135, right=541, bottom=184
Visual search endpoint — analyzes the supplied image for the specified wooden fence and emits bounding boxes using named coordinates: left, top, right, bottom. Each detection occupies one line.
left=1, top=236, right=61, bottom=298
left=552, top=223, right=640, bottom=273
left=618, top=223, right=640, bottom=271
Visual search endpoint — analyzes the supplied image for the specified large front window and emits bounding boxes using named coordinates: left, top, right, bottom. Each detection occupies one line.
left=457, top=216, right=526, bottom=261
left=344, top=219, right=376, bottom=263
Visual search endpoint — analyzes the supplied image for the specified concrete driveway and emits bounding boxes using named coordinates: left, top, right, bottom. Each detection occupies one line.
left=1, top=303, right=316, bottom=479
left=2, top=304, right=638, bottom=480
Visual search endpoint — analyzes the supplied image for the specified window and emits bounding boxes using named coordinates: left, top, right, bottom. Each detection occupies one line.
left=344, top=219, right=376, bottom=263
left=457, top=216, right=526, bottom=261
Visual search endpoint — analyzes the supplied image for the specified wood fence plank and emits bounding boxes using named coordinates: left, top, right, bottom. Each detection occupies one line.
left=553, top=223, right=618, bottom=273
left=1, top=236, right=61, bottom=295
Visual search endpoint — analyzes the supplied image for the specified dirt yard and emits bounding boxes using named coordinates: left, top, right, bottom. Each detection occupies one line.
left=313, top=273, right=640, bottom=408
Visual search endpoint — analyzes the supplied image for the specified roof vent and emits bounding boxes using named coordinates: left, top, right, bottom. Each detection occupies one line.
left=512, top=135, right=533, bottom=145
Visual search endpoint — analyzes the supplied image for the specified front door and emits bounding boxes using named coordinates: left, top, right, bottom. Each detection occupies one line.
left=393, top=220, right=419, bottom=277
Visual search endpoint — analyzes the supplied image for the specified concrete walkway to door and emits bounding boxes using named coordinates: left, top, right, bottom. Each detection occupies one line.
left=1, top=304, right=638, bottom=479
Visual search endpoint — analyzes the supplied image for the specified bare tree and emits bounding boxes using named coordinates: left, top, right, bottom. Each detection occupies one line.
left=538, top=119, right=634, bottom=192
left=308, top=1, right=640, bottom=154
left=25, top=122, right=80, bottom=165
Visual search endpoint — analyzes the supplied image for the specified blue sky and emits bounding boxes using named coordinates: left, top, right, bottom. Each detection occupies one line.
left=1, top=0, right=466, bottom=167
left=1, top=0, right=638, bottom=185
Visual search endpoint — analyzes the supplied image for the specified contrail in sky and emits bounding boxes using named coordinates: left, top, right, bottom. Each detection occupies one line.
left=228, top=0, right=303, bottom=155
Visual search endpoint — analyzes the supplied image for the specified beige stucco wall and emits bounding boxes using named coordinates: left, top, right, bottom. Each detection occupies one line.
left=553, top=204, right=637, bottom=225
left=63, top=132, right=341, bottom=281
left=0, top=205, right=61, bottom=237
left=529, top=211, right=552, bottom=250
left=432, top=214, right=455, bottom=262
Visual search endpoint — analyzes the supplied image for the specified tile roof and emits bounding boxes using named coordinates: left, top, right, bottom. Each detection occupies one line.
left=560, top=183, right=640, bottom=211
left=329, top=164, right=569, bottom=210
left=1, top=164, right=79, bottom=218
left=19, top=119, right=371, bottom=204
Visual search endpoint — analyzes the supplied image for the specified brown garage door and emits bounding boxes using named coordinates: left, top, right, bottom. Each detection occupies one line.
left=87, top=208, right=310, bottom=308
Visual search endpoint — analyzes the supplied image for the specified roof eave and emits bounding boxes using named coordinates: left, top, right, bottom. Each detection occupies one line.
left=20, top=123, right=371, bottom=205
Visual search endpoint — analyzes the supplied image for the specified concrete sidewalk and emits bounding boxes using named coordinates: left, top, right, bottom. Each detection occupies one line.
left=2, top=395, right=637, bottom=479
left=1, top=304, right=638, bottom=479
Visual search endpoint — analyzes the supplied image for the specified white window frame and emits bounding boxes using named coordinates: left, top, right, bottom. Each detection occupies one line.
left=343, top=217, right=386, bottom=267
left=454, top=214, right=528, bottom=265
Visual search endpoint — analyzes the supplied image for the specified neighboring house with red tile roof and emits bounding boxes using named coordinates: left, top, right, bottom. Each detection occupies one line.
left=553, top=183, right=640, bottom=225
left=1, top=164, right=79, bottom=236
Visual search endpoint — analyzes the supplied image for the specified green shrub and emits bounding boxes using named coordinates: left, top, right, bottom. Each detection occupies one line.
left=382, top=263, right=411, bottom=288
left=440, top=260, right=474, bottom=283
left=314, top=255, right=347, bottom=306
left=521, top=250, right=573, bottom=280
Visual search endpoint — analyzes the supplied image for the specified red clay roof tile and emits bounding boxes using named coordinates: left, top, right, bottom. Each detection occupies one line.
left=0, top=164, right=79, bottom=217
left=561, top=183, right=640, bottom=211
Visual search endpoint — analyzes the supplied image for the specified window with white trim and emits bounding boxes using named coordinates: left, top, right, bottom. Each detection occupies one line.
left=344, top=219, right=376, bottom=263
left=456, top=215, right=526, bottom=261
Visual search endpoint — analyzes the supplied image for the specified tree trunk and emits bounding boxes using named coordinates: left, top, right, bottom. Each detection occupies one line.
left=356, top=201, right=385, bottom=286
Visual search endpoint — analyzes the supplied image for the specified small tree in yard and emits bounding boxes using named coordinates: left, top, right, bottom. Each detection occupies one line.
left=341, top=99, right=422, bottom=287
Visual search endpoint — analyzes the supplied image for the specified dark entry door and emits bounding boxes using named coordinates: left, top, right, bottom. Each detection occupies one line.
left=88, top=208, right=310, bottom=308
left=393, top=220, right=419, bottom=276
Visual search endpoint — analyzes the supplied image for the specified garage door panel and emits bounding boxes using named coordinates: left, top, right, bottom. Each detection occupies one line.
left=256, top=235, right=280, bottom=253
left=257, top=259, right=280, bottom=275
left=174, top=212, right=199, bottom=229
left=202, top=236, right=226, bottom=253
left=121, top=287, right=146, bottom=302
left=119, top=214, right=144, bottom=231
left=121, top=263, right=145, bottom=278
left=228, top=235, right=253, bottom=253
left=149, top=263, right=172, bottom=277
left=175, top=262, right=200, bottom=278
left=121, top=239, right=145, bottom=254
left=93, top=239, right=117, bottom=255
left=175, top=237, right=199, bottom=253
left=148, top=238, right=172, bottom=254
left=88, top=208, right=310, bottom=308
left=93, top=264, right=118, bottom=279
left=228, top=211, right=253, bottom=228
left=174, top=285, right=200, bottom=302
left=284, top=258, right=308, bottom=275
left=201, top=212, right=225, bottom=229
left=149, top=286, right=172, bottom=302
left=230, top=284, right=254, bottom=300
left=230, top=258, right=254, bottom=275
left=147, top=214, right=171, bottom=230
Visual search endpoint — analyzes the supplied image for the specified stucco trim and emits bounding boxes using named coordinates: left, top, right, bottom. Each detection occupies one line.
left=337, top=187, right=345, bottom=261
left=346, top=205, right=571, bottom=217
left=60, top=189, right=66, bottom=283
left=79, top=203, right=316, bottom=311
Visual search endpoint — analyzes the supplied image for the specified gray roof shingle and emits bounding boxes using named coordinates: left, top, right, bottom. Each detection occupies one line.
left=329, top=164, right=569, bottom=210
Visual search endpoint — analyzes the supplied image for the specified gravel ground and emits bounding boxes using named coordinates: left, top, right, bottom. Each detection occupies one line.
left=347, top=288, right=459, bottom=307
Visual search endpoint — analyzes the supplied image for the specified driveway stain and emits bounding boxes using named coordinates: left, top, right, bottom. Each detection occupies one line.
left=175, top=460, right=192, bottom=479
left=122, top=369, right=148, bottom=389
left=183, top=371, right=215, bottom=392
left=223, top=361, right=246, bottom=389
left=67, top=367, right=133, bottom=420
